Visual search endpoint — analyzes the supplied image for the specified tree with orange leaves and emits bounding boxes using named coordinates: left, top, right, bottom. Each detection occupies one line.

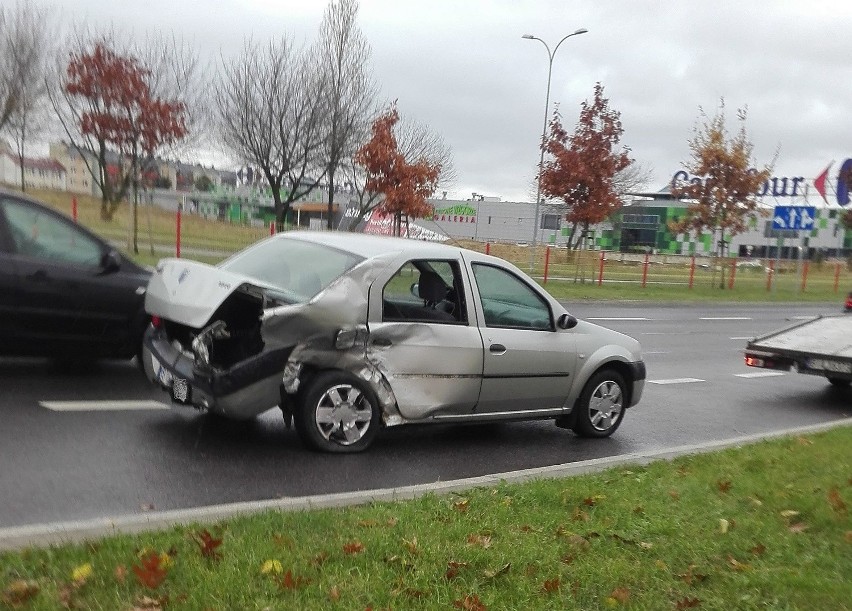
left=539, top=83, right=631, bottom=250
left=669, top=101, right=771, bottom=288
left=354, top=103, right=440, bottom=236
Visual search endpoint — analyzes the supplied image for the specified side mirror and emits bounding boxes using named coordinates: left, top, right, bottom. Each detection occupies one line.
left=410, top=282, right=420, bottom=298
left=100, top=249, right=122, bottom=273
left=557, top=313, right=578, bottom=330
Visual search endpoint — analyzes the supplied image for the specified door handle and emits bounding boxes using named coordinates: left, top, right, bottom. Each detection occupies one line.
left=489, top=343, right=507, bottom=355
left=372, top=338, right=392, bottom=347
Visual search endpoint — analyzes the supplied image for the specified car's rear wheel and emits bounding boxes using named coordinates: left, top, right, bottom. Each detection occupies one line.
left=827, top=377, right=851, bottom=388
left=295, top=371, right=380, bottom=453
left=571, top=369, right=626, bottom=438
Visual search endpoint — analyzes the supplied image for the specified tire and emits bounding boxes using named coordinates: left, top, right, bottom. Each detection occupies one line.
left=827, top=377, right=851, bottom=388
left=571, top=369, right=627, bottom=438
left=294, top=371, right=381, bottom=453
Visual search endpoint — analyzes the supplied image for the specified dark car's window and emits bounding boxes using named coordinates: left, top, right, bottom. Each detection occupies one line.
left=219, top=236, right=364, bottom=302
left=471, top=263, right=552, bottom=330
left=382, top=260, right=467, bottom=324
left=1, top=197, right=103, bottom=267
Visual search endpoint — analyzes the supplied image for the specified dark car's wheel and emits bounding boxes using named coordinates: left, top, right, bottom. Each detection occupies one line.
left=571, top=369, right=626, bottom=438
left=295, top=371, right=380, bottom=453
left=828, top=377, right=851, bottom=388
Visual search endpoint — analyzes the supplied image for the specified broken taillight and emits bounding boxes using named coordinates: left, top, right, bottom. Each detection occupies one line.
left=151, top=315, right=163, bottom=329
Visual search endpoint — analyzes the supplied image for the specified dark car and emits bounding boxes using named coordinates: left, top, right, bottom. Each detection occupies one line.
left=0, top=188, right=151, bottom=360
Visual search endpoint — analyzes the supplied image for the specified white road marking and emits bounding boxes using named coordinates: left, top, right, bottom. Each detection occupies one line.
left=699, top=317, right=751, bottom=320
left=40, top=400, right=170, bottom=412
left=648, top=378, right=705, bottom=385
left=735, top=372, right=786, bottom=378
left=587, top=317, right=649, bottom=321
left=730, top=336, right=754, bottom=340
left=790, top=316, right=817, bottom=320
left=643, top=351, right=670, bottom=354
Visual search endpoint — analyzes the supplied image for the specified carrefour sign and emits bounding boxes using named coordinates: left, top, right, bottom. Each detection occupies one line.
left=671, top=170, right=805, bottom=198
left=671, top=158, right=852, bottom=207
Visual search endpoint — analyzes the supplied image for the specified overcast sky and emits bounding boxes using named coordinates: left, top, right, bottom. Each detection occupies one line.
left=52, top=0, right=852, bottom=203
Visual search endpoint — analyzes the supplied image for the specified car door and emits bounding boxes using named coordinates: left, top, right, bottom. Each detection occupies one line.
left=469, top=261, right=577, bottom=414
left=367, top=258, right=484, bottom=421
left=0, top=204, right=19, bottom=345
left=0, top=196, right=143, bottom=355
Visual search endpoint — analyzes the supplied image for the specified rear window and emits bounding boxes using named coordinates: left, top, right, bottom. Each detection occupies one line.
left=220, top=236, right=364, bottom=302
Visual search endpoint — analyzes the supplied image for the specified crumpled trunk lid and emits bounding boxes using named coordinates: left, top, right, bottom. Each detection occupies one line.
left=145, top=258, right=276, bottom=328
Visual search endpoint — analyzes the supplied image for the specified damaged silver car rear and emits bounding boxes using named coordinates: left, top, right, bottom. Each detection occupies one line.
left=142, top=231, right=645, bottom=453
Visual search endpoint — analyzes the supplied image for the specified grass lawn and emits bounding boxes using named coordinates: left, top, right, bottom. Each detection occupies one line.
left=2, top=426, right=850, bottom=610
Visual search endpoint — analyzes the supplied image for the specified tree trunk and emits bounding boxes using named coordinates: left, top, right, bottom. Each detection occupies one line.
left=326, top=167, right=335, bottom=230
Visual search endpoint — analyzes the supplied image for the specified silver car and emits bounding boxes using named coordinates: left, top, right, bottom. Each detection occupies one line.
left=142, top=231, right=645, bottom=453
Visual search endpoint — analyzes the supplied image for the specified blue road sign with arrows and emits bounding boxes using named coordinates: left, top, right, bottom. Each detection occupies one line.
left=772, top=206, right=816, bottom=230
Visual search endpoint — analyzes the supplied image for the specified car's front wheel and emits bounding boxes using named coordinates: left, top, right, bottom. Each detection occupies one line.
left=571, top=369, right=626, bottom=438
left=295, top=371, right=380, bottom=453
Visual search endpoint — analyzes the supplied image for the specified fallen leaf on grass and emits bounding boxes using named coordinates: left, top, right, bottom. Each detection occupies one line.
left=795, top=436, right=813, bottom=446
left=780, top=510, right=800, bottom=519
left=402, top=537, right=418, bottom=555
left=453, top=593, right=487, bottom=610
left=329, top=585, right=341, bottom=601
left=260, top=559, right=283, bottom=575
left=358, top=519, right=379, bottom=528
left=749, top=543, right=766, bottom=556
left=669, top=490, right=681, bottom=501
left=572, top=508, right=590, bottom=522
left=130, top=594, right=167, bottom=610
left=466, top=533, right=492, bottom=548
left=845, top=531, right=852, bottom=544
left=716, top=480, right=732, bottom=494
left=310, top=551, right=329, bottom=566
left=727, top=555, right=751, bottom=572
left=453, top=498, right=470, bottom=513
left=788, top=522, right=809, bottom=534
left=542, top=577, right=560, bottom=593
left=272, top=533, right=295, bottom=549
left=194, top=529, right=223, bottom=560
left=676, top=565, right=708, bottom=585
left=827, top=488, right=847, bottom=515
left=446, top=561, right=468, bottom=580
left=114, top=565, right=127, bottom=583
left=606, top=587, right=630, bottom=605
left=71, top=562, right=93, bottom=584
left=133, top=552, right=168, bottom=589
left=2, top=579, right=40, bottom=607
left=278, top=570, right=310, bottom=590
left=343, top=540, right=365, bottom=555
left=583, top=495, right=605, bottom=506
left=482, top=563, right=511, bottom=580
left=675, top=596, right=701, bottom=609
left=719, top=519, right=730, bottom=534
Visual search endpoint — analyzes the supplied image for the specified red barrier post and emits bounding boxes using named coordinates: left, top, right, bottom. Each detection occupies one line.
left=543, top=246, right=551, bottom=284
left=485, top=242, right=490, bottom=255
left=800, top=260, right=809, bottom=292
left=728, top=258, right=737, bottom=290
left=766, top=260, right=774, bottom=292
left=598, top=251, right=605, bottom=286
left=72, top=197, right=78, bottom=223
left=834, top=262, right=841, bottom=293
left=688, top=255, right=696, bottom=290
left=270, top=220, right=276, bottom=235
left=176, top=205, right=182, bottom=258
left=641, top=253, right=650, bottom=288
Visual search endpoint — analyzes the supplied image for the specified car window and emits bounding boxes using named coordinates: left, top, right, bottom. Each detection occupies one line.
left=1, top=197, right=103, bottom=267
left=471, top=263, right=552, bottom=330
left=383, top=260, right=466, bottom=324
left=219, top=236, right=364, bottom=303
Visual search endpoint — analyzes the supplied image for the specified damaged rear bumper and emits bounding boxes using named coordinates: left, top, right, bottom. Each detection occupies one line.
left=142, top=327, right=293, bottom=420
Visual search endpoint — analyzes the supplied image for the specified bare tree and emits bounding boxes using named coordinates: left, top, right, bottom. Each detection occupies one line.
left=0, top=1, right=53, bottom=178
left=315, top=0, right=377, bottom=229
left=215, top=38, right=327, bottom=224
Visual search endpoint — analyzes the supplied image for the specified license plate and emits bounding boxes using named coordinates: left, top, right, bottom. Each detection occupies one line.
left=809, top=359, right=852, bottom=374
left=172, top=378, right=191, bottom=404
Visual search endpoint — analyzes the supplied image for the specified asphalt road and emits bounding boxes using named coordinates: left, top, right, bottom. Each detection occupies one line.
left=1, top=303, right=849, bottom=529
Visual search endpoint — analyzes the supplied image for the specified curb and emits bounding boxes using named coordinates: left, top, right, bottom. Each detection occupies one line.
left=1, top=419, right=849, bottom=551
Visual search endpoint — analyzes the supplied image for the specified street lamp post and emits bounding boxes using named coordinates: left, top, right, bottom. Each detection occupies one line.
left=523, top=28, right=588, bottom=257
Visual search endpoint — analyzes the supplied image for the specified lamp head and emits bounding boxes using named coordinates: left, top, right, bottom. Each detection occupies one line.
left=521, top=34, right=535, bottom=39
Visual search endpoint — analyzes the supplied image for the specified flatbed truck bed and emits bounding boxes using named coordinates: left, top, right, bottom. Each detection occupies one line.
left=744, top=315, right=852, bottom=387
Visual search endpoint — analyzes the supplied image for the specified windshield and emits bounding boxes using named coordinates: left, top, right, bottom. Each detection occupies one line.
left=220, top=236, right=364, bottom=303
